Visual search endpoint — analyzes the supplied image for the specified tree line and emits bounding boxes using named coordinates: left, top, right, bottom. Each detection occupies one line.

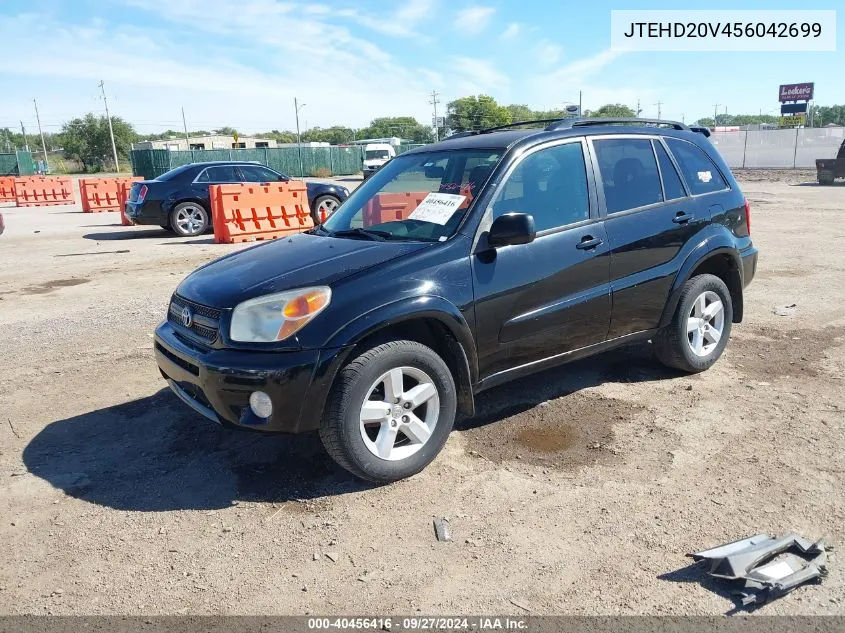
left=3, top=97, right=844, bottom=172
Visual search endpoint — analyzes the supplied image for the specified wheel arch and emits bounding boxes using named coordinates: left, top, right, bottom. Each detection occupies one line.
left=660, top=244, right=744, bottom=328
left=311, top=297, right=478, bottom=424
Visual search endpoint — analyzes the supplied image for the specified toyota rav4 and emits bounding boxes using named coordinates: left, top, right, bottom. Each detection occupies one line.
left=154, top=118, right=757, bottom=482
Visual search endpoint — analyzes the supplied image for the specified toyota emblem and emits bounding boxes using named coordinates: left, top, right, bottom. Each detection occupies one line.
left=181, top=306, right=193, bottom=328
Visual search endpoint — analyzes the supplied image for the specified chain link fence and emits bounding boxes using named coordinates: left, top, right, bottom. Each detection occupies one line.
left=710, top=126, right=845, bottom=169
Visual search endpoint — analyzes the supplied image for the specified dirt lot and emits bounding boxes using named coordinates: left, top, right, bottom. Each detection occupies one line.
left=0, top=172, right=843, bottom=616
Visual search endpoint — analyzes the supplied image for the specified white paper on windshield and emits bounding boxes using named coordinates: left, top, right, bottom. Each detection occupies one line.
left=408, top=193, right=466, bottom=225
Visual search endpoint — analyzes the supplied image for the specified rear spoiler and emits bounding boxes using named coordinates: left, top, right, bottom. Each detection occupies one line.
left=690, top=126, right=712, bottom=138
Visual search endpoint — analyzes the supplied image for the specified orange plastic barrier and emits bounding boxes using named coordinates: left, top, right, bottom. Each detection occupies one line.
left=14, top=176, right=75, bottom=207
left=362, top=188, right=475, bottom=227
left=80, top=176, right=142, bottom=213
left=209, top=181, right=312, bottom=244
left=362, top=192, right=428, bottom=227
left=0, top=176, right=15, bottom=203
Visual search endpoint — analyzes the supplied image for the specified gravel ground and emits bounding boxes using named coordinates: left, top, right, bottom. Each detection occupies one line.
left=0, top=172, right=843, bottom=616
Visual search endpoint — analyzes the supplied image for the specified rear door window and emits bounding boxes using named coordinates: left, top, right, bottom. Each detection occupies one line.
left=653, top=141, right=687, bottom=200
left=666, top=139, right=728, bottom=195
left=593, top=138, right=663, bottom=213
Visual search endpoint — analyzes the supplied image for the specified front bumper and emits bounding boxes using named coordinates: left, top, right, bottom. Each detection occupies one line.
left=154, top=321, right=329, bottom=433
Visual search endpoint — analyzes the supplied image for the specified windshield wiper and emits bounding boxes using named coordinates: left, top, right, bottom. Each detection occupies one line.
left=328, top=228, right=392, bottom=241
left=309, top=224, right=331, bottom=235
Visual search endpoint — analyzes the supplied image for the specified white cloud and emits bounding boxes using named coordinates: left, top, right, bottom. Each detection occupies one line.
left=548, top=49, right=624, bottom=82
left=454, top=6, right=496, bottom=34
left=500, top=23, right=521, bottom=40
left=451, top=57, right=509, bottom=92
left=0, top=5, right=439, bottom=131
left=534, top=39, right=562, bottom=66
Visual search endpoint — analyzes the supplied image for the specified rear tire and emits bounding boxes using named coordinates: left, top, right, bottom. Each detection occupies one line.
left=818, top=172, right=835, bottom=185
left=653, top=274, right=733, bottom=373
left=170, top=202, right=209, bottom=237
left=319, top=340, right=456, bottom=483
left=311, top=195, right=340, bottom=224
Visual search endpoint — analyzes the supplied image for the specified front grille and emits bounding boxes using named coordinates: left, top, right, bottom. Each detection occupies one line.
left=168, top=294, right=221, bottom=344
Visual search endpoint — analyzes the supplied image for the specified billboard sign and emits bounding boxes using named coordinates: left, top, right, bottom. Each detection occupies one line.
left=781, top=102, right=808, bottom=115
left=778, top=83, right=814, bottom=102
left=779, top=114, right=805, bottom=127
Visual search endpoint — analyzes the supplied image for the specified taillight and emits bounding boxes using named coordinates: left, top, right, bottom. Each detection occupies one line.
left=138, top=184, right=148, bottom=202
left=744, top=198, right=751, bottom=235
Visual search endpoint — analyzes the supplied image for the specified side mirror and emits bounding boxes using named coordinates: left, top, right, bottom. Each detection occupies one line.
left=424, top=165, right=445, bottom=179
left=488, top=213, right=536, bottom=248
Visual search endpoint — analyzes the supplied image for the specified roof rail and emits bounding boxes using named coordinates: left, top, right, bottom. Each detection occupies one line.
left=546, top=118, right=689, bottom=132
left=444, top=118, right=564, bottom=140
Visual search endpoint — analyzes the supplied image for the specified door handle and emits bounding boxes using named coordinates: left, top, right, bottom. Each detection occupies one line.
left=672, top=212, right=694, bottom=224
left=576, top=235, right=603, bottom=250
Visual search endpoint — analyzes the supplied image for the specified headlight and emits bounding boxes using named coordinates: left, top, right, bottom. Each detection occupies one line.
left=230, top=286, right=331, bottom=343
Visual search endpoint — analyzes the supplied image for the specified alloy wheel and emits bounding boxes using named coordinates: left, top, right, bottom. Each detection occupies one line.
left=359, top=366, right=440, bottom=461
left=687, top=290, right=725, bottom=357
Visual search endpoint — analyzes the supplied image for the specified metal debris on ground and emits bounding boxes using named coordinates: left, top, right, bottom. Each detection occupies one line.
left=433, top=517, right=452, bottom=542
left=689, top=533, right=829, bottom=607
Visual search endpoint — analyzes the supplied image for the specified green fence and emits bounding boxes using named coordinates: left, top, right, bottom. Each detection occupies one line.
left=129, top=144, right=433, bottom=180
left=129, top=146, right=371, bottom=180
left=0, top=151, right=35, bottom=176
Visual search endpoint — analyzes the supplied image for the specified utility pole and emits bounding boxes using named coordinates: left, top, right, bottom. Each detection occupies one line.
left=294, top=97, right=305, bottom=178
left=713, top=103, right=721, bottom=130
left=429, top=90, right=441, bottom=142
left=98, top=80, right=121, bottom=173
left=20, top=121, right=30, bottom=151
left=654, top=101, right=663, bottom=119
left=579, top=90, right=582, bottom=116
left=636, top=99, right=642, bottom=117
left=33, top=98, right=49, bottom=173
left=181, top=106, right=191, bottom=149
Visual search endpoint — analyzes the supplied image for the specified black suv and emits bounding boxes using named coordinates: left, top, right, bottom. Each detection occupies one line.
left=154, top=118, right=757, bottom=482
left=125, top=161, right=349, bottom=236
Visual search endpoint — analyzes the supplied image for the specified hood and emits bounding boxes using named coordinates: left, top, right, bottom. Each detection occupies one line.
left=177, top=232, right=429, bottom=308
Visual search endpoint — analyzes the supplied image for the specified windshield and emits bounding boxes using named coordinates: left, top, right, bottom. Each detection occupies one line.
left=321, top=149, right=502, bottom=242
left=365, top=150, right=390, bottom=160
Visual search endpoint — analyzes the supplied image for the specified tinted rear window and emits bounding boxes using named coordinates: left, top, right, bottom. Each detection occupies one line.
left=154, top=164, right=196, bottom=181
left=666, top=139, right=728, bottom=195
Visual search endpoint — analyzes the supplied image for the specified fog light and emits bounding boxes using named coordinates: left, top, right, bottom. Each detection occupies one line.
left=249, top=391, right=273, bottom=418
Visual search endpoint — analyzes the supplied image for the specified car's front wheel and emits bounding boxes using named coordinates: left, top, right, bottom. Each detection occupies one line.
left=320, top=340, right=456, bottom=482
left=653, top=274, right=733, bottom=373
left=311, top=195, right=341, bottom=224
left=170, top=202, right=209, bottom=237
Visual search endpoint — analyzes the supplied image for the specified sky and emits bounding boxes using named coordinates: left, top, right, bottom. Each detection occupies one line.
left=0, top=0, right=842, bottom=136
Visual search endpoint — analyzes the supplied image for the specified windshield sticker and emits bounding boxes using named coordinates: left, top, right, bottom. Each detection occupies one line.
left=409, top=193, right=467, bottom=225
left=697, top=170, right=713, bottom=183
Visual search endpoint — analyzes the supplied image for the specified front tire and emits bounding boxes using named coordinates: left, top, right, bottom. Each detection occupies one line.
left=653, top=274, right=733, bottom=373
left=170, top=202, right=209, bottom=237
left=320, top=340, right=456, bottom=483
left=311, top=195, right=340, bottom=224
